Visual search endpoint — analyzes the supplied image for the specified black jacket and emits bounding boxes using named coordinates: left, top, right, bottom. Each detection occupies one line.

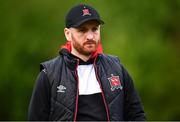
left=28, top=49, right=146, bottom=121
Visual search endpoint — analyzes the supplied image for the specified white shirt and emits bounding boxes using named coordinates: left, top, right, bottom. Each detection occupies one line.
left=77, top=64, right=101, bottom=95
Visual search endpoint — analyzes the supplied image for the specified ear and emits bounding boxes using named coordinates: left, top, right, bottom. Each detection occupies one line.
left=64, top=28, right=72, bottom=41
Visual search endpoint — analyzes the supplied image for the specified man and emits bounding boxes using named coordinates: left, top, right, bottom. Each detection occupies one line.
left=28, top=4, right=146, bottom=121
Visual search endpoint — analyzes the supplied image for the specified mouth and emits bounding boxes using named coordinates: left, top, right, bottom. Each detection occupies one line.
left=84, top=41, right=96, bottom=45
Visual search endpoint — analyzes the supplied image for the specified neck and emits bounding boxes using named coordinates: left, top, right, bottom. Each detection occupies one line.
left=71, top=48, right=91, bottom=62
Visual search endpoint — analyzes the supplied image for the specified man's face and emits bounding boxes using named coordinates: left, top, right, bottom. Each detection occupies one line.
left=67, top=20, right=101, bottom=56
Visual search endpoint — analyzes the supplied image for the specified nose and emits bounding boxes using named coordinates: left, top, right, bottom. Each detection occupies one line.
left=86, top=31, right=94, bottom=40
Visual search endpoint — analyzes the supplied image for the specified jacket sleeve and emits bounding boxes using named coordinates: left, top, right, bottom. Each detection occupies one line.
left=28, top=70, right=51, bottom=120
left=122, top=66, right=146, bottom=121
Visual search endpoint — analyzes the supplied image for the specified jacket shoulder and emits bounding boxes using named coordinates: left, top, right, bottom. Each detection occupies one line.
left=39, top=55, right=63, bottom=85
left=100, top=54, right=121, bottom=64
left=40, top=56, right=62, bottom=71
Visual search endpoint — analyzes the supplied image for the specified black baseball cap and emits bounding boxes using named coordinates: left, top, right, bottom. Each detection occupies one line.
left=65, top=4, right=104, bottom=28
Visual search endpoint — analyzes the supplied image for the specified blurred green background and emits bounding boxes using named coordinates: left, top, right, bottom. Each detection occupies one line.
left=0, top=0, right=180, bottom=120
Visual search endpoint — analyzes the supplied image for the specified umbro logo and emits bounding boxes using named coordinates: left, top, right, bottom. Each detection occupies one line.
left=57, top=85, right=66, bottom=93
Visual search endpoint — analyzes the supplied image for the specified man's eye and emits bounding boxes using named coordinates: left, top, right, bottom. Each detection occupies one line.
left=78, top=28, right=86, bottom=32
left=92, top=27, right=98, bottom=32
left=79, top=29, right=85, bottom=32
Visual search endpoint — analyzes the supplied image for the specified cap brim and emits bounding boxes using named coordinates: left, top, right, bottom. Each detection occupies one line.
left=72, top=18, right=104, bottom=28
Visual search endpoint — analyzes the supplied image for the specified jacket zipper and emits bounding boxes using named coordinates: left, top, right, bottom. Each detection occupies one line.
left=73, top=59, right=79, bottom=122
left=94, top=56, right=110, bottom=122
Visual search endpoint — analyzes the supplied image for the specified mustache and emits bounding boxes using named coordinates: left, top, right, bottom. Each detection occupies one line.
left=84, top=40, right=97, bottom=45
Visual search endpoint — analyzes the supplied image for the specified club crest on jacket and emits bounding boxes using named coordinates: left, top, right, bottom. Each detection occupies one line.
left=108, top=74, right=123, bottom=91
